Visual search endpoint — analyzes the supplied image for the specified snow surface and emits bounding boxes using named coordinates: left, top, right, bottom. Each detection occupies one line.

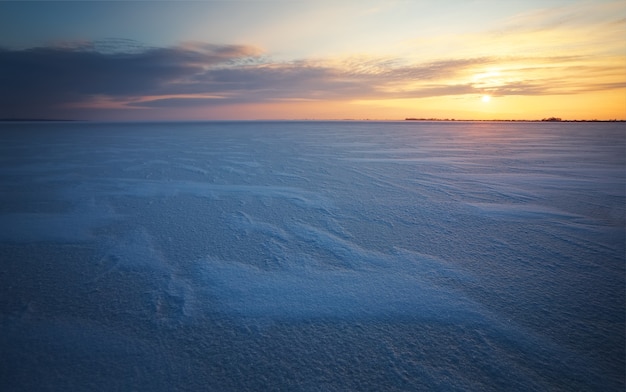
left=0, top=121, right=624, bottom=391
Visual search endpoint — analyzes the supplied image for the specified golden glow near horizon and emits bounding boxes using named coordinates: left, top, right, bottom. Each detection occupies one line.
left=0, top=0, right=624, bottom=120
left=198, top=1, right=625, bottom=120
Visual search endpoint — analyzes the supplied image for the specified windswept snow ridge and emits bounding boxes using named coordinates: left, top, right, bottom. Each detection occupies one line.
left=0, top=121, right=624, bottom=391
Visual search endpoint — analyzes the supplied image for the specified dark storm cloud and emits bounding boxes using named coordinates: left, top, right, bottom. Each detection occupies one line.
left=1, top=43, right=260, bottom=92
left=1, top=40, right=622, bottom=119
left=0, top=41, right=261, bottom=118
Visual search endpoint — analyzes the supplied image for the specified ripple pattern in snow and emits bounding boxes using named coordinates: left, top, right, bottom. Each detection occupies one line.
left=0, top=121, right=624, bottom=391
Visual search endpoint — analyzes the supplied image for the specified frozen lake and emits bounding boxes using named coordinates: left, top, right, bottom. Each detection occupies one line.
left=1, top=121, right=624, bottom=391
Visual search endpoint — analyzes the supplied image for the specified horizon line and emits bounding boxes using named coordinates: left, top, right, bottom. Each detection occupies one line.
left=1, top=118, right=625, bottom=123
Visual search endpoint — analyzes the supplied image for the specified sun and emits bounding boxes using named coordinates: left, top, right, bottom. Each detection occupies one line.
left=481, top=95, right=491, bottom=103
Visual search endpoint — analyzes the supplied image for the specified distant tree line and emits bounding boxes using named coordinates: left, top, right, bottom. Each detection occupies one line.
left=404, top=117, right=623, bottom=122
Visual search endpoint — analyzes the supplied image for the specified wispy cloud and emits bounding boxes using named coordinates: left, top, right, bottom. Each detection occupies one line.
left=0, top=39, right=623, bottom=119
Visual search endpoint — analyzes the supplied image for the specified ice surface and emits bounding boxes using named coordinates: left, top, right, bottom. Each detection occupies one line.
left=0, top=121, right=624, bottom=391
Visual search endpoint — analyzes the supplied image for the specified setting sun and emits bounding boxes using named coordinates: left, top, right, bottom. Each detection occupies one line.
left=0, top=0, right=624, bottom=121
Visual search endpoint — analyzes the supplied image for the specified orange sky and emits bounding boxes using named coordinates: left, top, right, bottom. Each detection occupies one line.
left=1, top=0, right=624, bottom=120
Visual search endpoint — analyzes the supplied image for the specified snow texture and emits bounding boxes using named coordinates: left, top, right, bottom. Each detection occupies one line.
left=1, top=121, right=624, bottom=391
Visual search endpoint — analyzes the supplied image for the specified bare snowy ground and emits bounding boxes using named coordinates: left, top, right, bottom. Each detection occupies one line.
left=0, top=121, right=624, bottom=391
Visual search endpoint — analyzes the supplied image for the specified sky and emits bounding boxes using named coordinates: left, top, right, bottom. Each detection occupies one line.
left=0, top=0, right=624, bottom=121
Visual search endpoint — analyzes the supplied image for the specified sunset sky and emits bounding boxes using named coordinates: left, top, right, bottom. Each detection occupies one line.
left=1, top=0, right=624, bottom=121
